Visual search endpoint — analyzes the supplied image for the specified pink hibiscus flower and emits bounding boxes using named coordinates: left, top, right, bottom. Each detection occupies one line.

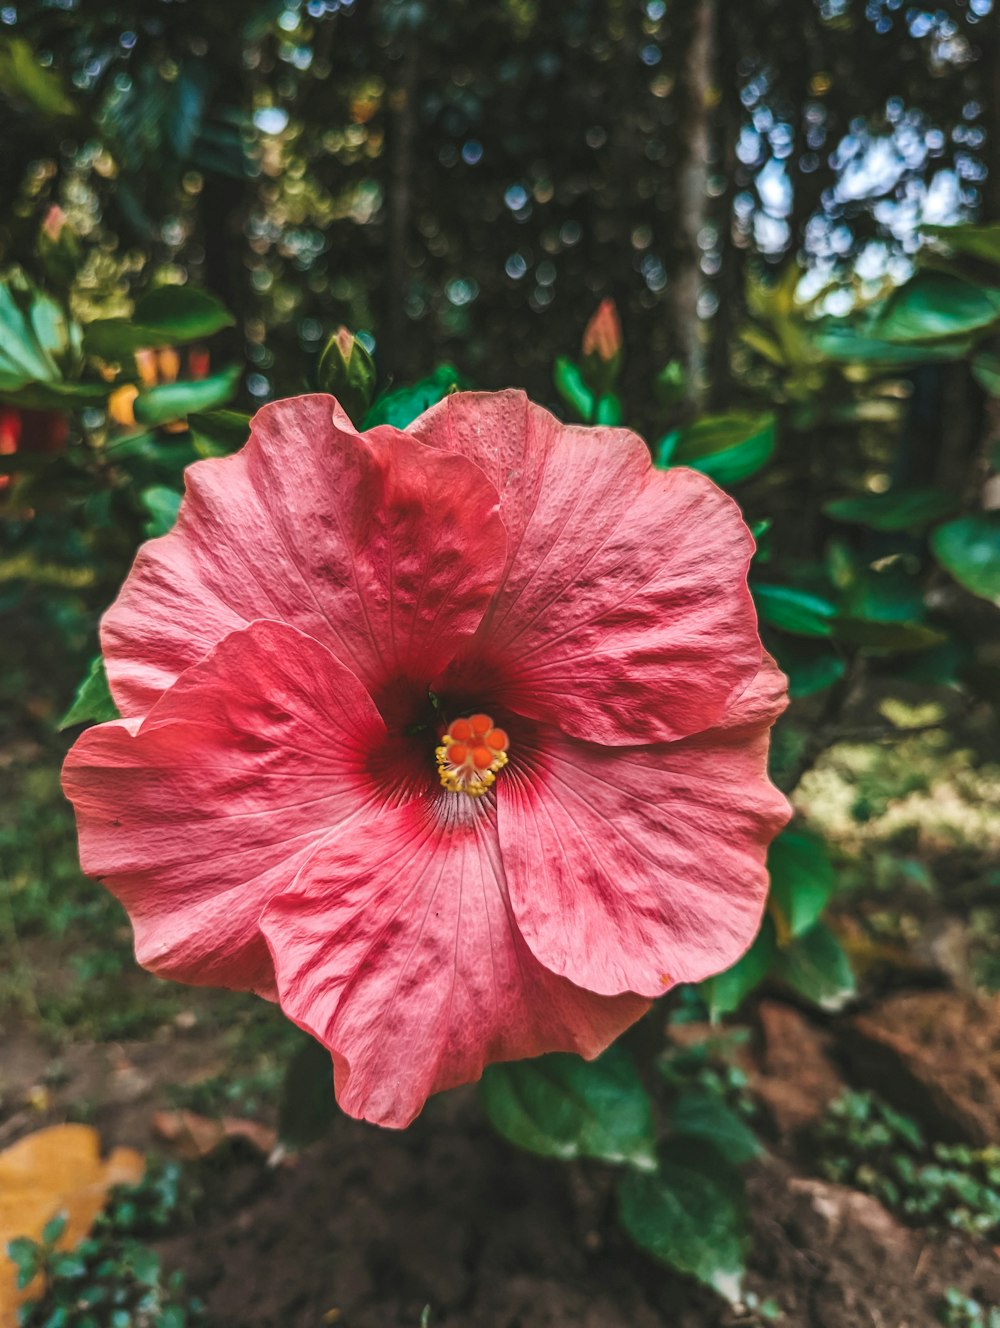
left=62, top=391, right=790, bottom=1128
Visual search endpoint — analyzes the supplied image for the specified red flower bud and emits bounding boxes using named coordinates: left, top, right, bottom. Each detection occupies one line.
left=582, top=299, right=623, bottom=365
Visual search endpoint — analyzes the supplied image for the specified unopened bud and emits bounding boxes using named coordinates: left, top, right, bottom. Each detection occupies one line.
left=37, top=205, right=82, bottom=288
left=317, top=326, right=377, bottom=425
left=581, top=299, right=623, bottom=394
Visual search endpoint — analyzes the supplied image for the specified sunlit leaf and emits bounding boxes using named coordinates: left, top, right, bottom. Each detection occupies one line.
left=0, top=37, right=76, bottom=118
left=832, top=617, right=946, bottom=652
left=481, top=1047, right=656, bottom=1170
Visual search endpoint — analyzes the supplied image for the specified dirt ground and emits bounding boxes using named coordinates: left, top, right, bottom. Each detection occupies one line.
left=3, top=988, right=999, bottom=1328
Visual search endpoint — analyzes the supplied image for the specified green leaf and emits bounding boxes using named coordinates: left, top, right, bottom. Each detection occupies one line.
left=664, top=412, right=776, bottom=486
left=133, top=366, right=240, bottom=427
left=0, top=37, right=76, bottom=118
left=874, top=271, right=1000, bottom=344
left=83, top=287, right=233, bottom=359
left=188, top=409, right=251, bottom=457
left=831, top=617, right=946, bottom=652
left=772, top=638, right=845, bottom=698
left=775, top=920, right=855, bottom=1011
left=594, top=393, right=622, bottom=426
left=552, top=356, right=594, bottom=421
left=768, top=829, right=836, bottom=943
left=480, top=1046, right=656, bottom=1171
left=753, top=583, right=838, bottom=637
left=278, top=1034, right=338, bottom=1149
left=618, top=1140, right=748, bottom=1304
left=972, top=351, right=1000, bottom=397
left=813, top=323, right=970, bottom=365
left=362, top=364, right=469, bottom=430
left=0, top=276, right=65, bottom=386
left=653, top=359, right=686, bottom=406
left=931, top=515, right=1000, bottom=604
left=141, top=486, right=182, bottom=538
left=58, top=656, right=120, bottom=730
left=700, top=915, right=777, bottom=1022
left=7, top=1236, right=39, bottom=1290
left=669, top=1091, right=762, bottom=1165
left=823, top=487, right=959, bottom=533
left=922, top=221, right=1000, bottom=267
left=41, top=1213, right=67, bottom=1246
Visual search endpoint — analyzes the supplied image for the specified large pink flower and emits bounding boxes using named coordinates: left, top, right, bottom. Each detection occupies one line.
left=62, top=391, right=790, bottom=1127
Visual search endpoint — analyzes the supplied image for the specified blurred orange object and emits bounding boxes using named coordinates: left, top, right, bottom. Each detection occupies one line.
left=0, top=1124, right=144, bottom=1324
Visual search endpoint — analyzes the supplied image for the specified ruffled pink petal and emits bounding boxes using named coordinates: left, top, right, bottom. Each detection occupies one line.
left=62, top=621, right=387, bottom=994
left=498, top=656, right=791, bottom=999
left=102, top=395, right=506, bottom=718
left=409, top=390, right=761, bottom=744
left=261, top=797, right=650, bottom=1128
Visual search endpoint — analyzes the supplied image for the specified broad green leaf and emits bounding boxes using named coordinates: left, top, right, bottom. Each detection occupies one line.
left=831, top=617, right=946, bottom=652
left=922, top=221, right=1000, bottom=267
left=669, top=1091, right=761, bottom=1165
left=594, top=393, right=622, bottom=425
left=773, top=638, right=845, bottom=698
left=813, top=323, right=970, bottom=365
left=618, top=1140, right=748, bottom=1304
left=141, top=486, right=182, bottom=538
left=362, top=363, right=469, bottom=430
left=552, top=356, right=594, bottom=421
left=0, top=37, right=76, bottom=118
left=823, top=487, right=959, bottom=533
left=0, top=277, right=63, bottom=385
left=83, top=286, right=234, bottom=359
left=480, top=1047, right=656, bottom=1170
left=189, top=408, right=251, bottom=457
left=972, top=351, right=1000, bottom=397
left=931, top=515, right=1000, bottom=604
left=874, top=271, right=1000, bottom=344
left=753, top=583, right=837, bottom=637
left=665, top=411, right=776, bottom=486
left=768, top=829, right=836, bottom=944
left=278, top=1034, right=338, bottom=1147
left=133, top=366, right=240, bottom=427
left=701, top=915, right=777, bottom=1022
left=775, top=920, right=855, bottom=1011
left=58, top=656, right=120, bottom=730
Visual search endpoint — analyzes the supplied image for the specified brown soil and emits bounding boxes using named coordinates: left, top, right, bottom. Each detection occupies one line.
left=4, top=993, right=1000, bottom=1327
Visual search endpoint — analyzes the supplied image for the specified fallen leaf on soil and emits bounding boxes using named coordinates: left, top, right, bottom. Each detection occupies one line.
left=152, top=1109, right=277, bottom=1160
left=0, top=1123, right=145, bottom=1325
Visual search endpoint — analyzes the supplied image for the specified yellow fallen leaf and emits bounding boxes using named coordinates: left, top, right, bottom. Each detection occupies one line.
left=0, top=1123, right=144, bottom=1325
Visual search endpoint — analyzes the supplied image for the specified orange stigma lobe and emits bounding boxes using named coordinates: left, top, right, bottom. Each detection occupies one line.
left=437, top=713, right=509, bottom=796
